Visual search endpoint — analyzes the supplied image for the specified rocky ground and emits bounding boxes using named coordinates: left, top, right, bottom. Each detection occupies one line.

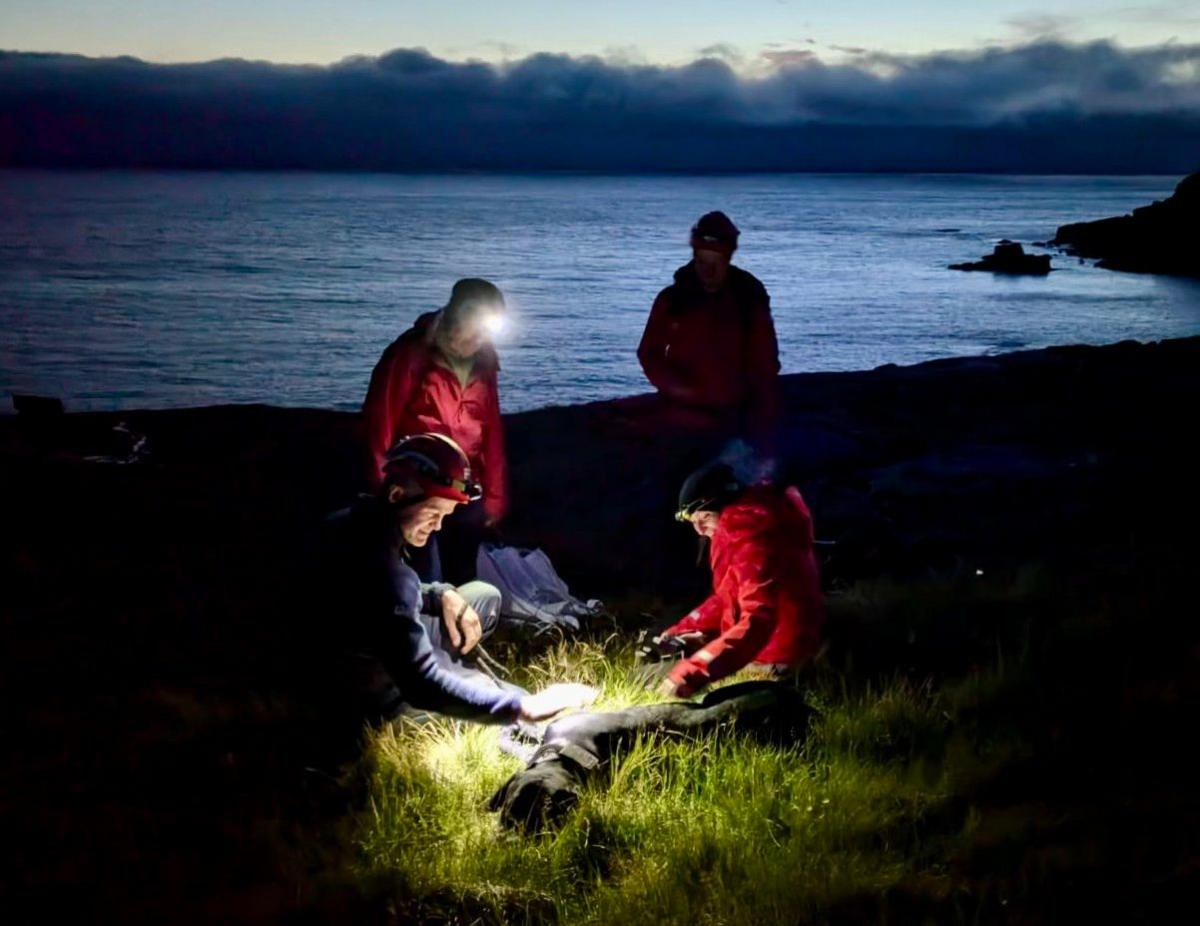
left=3, top=336, right=1198, bottom=922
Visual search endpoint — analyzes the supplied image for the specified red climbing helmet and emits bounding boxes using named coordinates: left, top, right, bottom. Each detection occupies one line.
left=383, top=433, right=482, bottom=503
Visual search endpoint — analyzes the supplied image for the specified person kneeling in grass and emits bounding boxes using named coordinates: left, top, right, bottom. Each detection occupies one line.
left=655, top=462, right=825, bottom=698
left=326, top=432, right=594, bottom=722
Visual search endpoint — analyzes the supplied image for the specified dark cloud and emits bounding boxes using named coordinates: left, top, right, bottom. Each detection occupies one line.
left=1, top=41, right=1198, bottom=172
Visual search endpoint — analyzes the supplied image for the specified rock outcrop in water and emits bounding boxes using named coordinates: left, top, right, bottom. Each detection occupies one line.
left=949, top=240, right=1051, bottom=275
left=1052, top=172, right=1200, bottom=278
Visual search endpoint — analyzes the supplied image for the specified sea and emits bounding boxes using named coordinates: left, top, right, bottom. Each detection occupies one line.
left=1, top=170, right=1197, bottom=414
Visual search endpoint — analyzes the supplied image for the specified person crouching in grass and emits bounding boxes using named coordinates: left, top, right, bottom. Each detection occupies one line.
left=325, top=432, right=594, bottom=723
left=654, top=462, right=824, bottom=698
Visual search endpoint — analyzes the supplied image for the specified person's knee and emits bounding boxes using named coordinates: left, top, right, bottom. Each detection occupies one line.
left=458, top=580, right=502, bottom=636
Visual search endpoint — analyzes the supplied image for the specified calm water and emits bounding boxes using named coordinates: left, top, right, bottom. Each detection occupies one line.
left=1, top=171, right=1197, bottom=413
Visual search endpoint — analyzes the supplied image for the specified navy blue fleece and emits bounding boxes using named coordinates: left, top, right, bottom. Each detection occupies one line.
left=327, top=499, right=523, bottom=723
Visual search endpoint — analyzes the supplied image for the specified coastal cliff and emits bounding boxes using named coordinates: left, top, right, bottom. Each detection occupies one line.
left=1052, top=172, right=1200, bottom=277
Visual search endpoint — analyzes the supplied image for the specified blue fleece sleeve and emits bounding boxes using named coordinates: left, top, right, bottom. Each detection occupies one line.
left=383, top=559, right=522, bottom=723
left=419, top=581, right=456, bottom=616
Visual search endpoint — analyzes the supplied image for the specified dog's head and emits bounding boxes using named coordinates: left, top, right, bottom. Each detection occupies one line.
left=487, top=761, right=582, bottom=832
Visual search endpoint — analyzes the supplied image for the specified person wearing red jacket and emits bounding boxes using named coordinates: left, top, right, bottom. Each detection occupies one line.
left=637, top=211, right=781, bottom=444
left=655, top=462, right=824, bottom=698
left=362, top=278, right=509, bottom=583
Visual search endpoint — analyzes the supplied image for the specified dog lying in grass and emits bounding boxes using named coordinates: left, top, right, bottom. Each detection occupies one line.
left=489, top=681, right=813, bottom=831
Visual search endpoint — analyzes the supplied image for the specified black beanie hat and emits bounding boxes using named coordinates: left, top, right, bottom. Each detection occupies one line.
left=676, top=462, right=745, bottom=521
left=690, top=211, right=740, bottom=252
left=444, top=278, right=505, bottom=328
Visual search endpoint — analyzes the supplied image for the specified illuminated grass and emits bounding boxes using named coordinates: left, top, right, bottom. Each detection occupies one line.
left=352, top=618, right=1036, bottom=924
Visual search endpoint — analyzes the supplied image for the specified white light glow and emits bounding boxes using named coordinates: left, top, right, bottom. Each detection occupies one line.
left=482, top=313, right=507, bottom=337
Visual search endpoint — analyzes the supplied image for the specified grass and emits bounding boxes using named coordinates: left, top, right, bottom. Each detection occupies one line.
left=347, top=570, right=1115, bottom=925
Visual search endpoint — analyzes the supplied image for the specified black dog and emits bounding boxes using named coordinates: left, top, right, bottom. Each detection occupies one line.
left=488, top=681, right=812, bottom=831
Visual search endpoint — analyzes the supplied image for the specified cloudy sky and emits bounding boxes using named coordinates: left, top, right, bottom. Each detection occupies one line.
left=3, top=0, right=1199, bottom=65
left=2, top=1, right=1198, bottom=172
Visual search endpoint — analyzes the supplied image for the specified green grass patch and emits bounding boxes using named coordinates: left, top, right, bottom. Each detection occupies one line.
left=351, top=628, right=1038, bottom=923
left=345, top=567, right=1195, bottom=923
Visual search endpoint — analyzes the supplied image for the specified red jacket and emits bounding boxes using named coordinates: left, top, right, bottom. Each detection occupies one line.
left=637, top=262, right=781, bottom=436
left=665, top=485, right=823, bottom=696
left=362, top=312, right=509, bottom=522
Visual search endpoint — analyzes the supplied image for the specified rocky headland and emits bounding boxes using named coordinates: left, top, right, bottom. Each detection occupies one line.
left=1052, top=171, right=1200, bottom=277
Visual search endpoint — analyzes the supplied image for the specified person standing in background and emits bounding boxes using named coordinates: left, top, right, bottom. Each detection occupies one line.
left=363, top=278, right=509, bottom=584
left=637, top=211, right=781, bottom=447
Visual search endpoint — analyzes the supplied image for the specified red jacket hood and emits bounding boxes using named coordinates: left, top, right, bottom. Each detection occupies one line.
left=715, top=484, right=813, bottom=547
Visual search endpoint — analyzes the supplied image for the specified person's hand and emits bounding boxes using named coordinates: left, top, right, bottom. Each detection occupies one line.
left=440, top=589, right=483, bottom=654
left=518, top=683, right=599, bottom=721
left=656, top=675, right=696, bottom=699
left=656, top=676, right=682, bottom=698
